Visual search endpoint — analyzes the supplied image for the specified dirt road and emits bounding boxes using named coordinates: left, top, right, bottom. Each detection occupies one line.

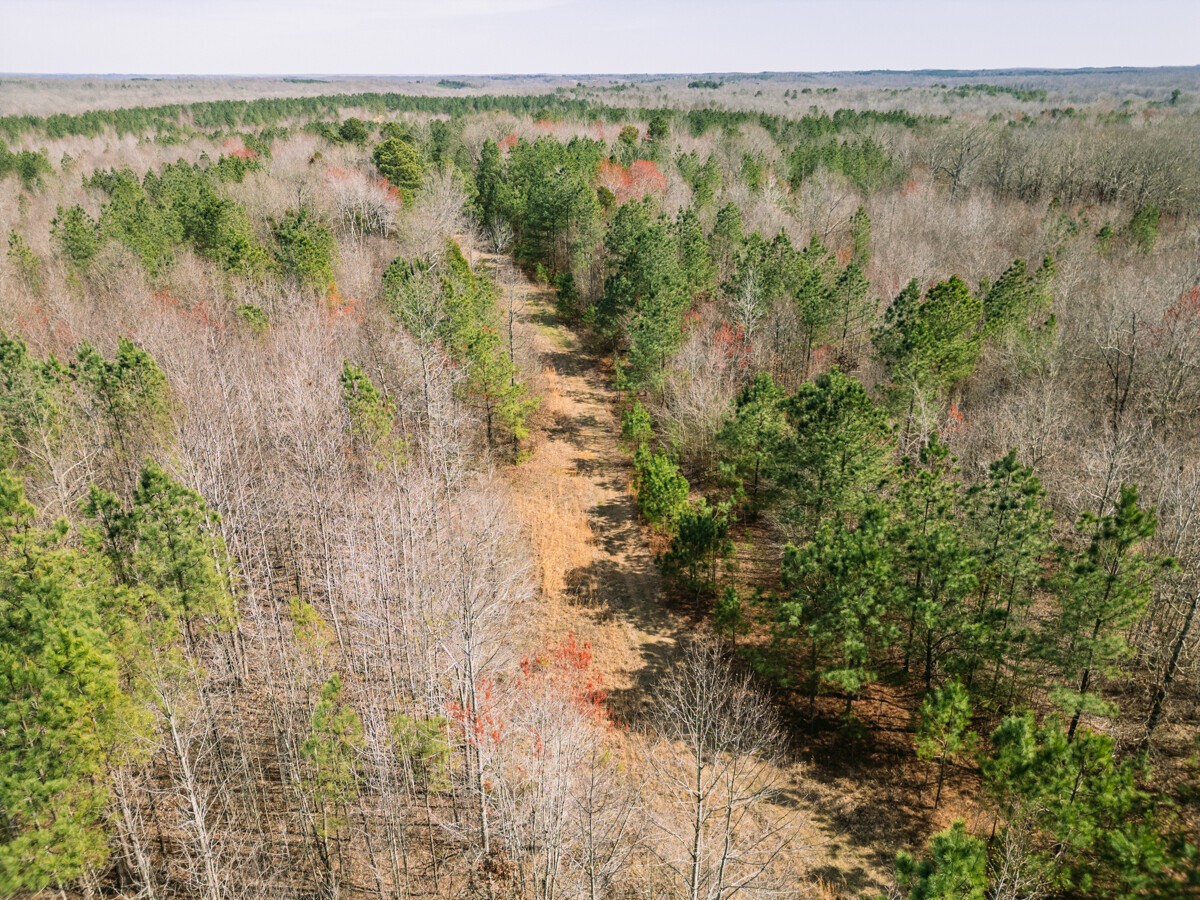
left=474, top=248, right=681, bottom=719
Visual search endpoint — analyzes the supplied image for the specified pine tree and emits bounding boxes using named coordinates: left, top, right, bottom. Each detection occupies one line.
left=980, top=257, right=1055, bottom=344
left=895, top=822, right=987, bottom=900
left=715, top=372, right=788, bottom=513
left=633, top=445, right=690, bottom=531
left=778, top=501, right=897, bottom=713
left=673, top=206, right=716, bottom=300
left=779, top=368, right=894, bottom=535
left=340, top=362, right=405, bottom=466
left=661, top=498, right=733, bottom=593
left=71, top=337, right=173, bottom=491
left=710, top=202, right=744, bottom=280
left=962, top=451, right=1053, bottom=704
left=373, top=136, right=426, bottom=196
left=475, top=139, right=504, bottom=225
left=271, top=207, right=337, bottom=290
left=302, top=674, right=365, bottom=892
left=893, top=436, right=978, bottom=689
left=983, top=715, right=1171, bottom=895
left=620, top=400, right=654, bottom=449
left=830, top=261, right=873, bottom=362
left=0, top=471, right=132, bottom=894
left=874, top=276, right=983, bottom=425
left=1040, top=484, right=1167, bottom=739
left=914, top=680, right=975, bottom=808
left=849, top=205, right=871, bottom=270
left=85, top=462, right=237, bottom=654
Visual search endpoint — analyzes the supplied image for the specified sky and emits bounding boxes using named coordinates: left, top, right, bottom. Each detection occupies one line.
left=1, top=0, right=1196, bottom=75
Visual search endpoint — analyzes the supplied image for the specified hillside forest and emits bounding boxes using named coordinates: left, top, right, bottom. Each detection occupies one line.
left=1, top=71, right=1200, bottom=898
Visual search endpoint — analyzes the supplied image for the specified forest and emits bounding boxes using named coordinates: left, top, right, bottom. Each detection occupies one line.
left=1, top=69, right=1199, bottom=898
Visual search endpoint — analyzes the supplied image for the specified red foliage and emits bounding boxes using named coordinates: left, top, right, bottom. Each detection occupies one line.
left=713, top=320, right=751, bottom=370
left=221, top=138, right=257, bottom=160
left=448, top=679, right=505, bottom=748
left=809, top=344, right=833, bottom=375
left=498, top=132, right=519, bottom=152
left=375, top=177, right=402, bottom=201
left=596, top=159, right=667, bottom=204
left=1166, top=285, right=1200, bottom=324
left=518, top=633, right=610, bottom=727
left=627, top=159, right=667, bottom=197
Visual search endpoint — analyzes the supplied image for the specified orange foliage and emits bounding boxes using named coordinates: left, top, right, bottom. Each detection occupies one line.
left=326, top=284, right=361, bottom=323
left=627, top=159, right=667, bottom=197
left=375, top=176, right=402, bottom=201
left=498, top=132, right=518, bottom=152
left=597, top=159, right=668, bottom=204
left=941, top=401, right=966, bottom=439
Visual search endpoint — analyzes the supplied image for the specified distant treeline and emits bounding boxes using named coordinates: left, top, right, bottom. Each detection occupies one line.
left=939, top=83, right=1049, bottom=102
left=0, top=90, right=945, bottom=144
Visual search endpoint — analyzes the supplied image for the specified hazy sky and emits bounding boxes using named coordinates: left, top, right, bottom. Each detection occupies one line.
left=1, top=0, right=1196, bottom=75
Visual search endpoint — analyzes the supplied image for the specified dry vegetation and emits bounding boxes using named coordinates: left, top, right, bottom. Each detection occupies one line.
left=1, top=70, right=1199, bottom=899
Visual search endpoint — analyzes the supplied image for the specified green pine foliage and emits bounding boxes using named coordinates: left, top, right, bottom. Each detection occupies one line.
left=716, top=372, right=788, bottom=512
left=373, top=136, right=425, bottom=195
left=874, top=275, right=983, bottom=407
left=620, top=400, right=654, bottom=448
left=340, top=362, right=405, bottom=466
left=0, top=473, right=129, bottom=894
left=71, top=337, right=174, bottom=486
left=779, top=368, right=895, bottom=532
left=895, top=821, right=988, bottom=900
left=633, top=445, right=689, bottom=530
left=272, top=206, right=337, bottom=289
left=384, top=241, right=536, bottom=448
left=1040, top=484, right=1169, bottom=738
left=84, top=461, right=238, bottom=651
left=6, top=230, right=44, bottom=295
left=0, top=142, right=52, bottom=191
left=914, top=680, right=975, bottom=808
left=777, top=500, right=897, bottom=709
left=51, top=204, right=100, bottom=272
left=600, top=199, right=690, bottom=391
left=661, top=497, right=733, bottom=592
left=982, top=715, right=1174, bottom=895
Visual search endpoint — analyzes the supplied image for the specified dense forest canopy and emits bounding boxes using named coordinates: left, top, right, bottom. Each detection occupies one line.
left=1, top=69, right=1199, bottom=898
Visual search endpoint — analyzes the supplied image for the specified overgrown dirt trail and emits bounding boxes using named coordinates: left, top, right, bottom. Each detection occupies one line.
left=471, top=247, right=894, bottom=896
left=472, top=247, right=683, bottom=718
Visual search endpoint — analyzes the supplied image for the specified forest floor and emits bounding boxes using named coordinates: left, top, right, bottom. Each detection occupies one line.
left=470, top=245, right=931, bottom=898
